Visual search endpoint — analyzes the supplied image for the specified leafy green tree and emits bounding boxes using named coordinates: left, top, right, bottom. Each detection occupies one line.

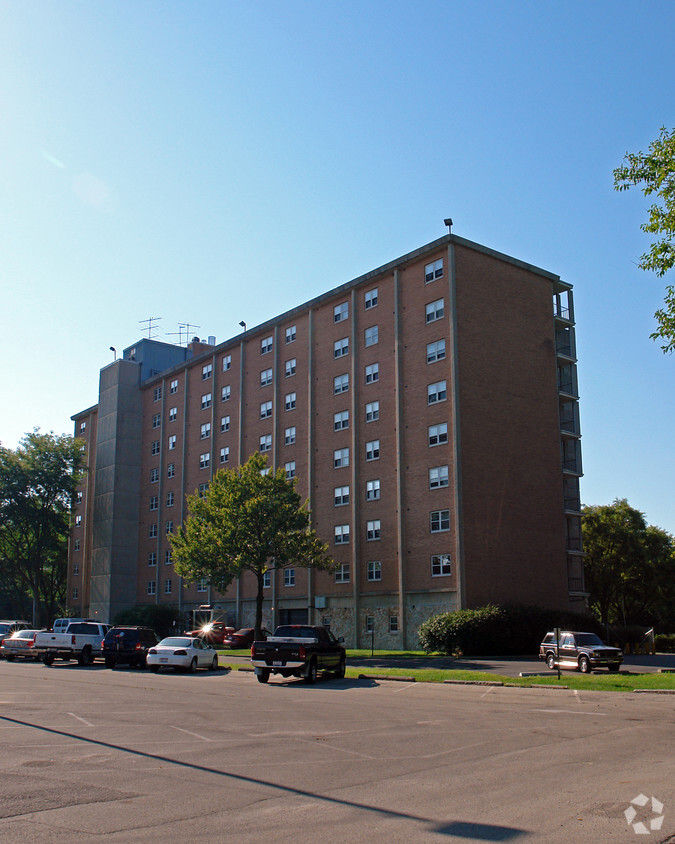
left=0, top=431, right=85, bottom=626
left=614, top=127, right=675, bottom=352
left=170, top=452, right=335, bottom=638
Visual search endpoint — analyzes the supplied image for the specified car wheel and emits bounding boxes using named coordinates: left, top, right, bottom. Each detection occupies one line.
left=138, top=654, right=148, bottom=669
left=104, top=657, right=115, bottom=669
left=304, top=658, right=317, bottom=685
left=78, top=647, right=92, bottom=667
left=257, top=669, right=270, bottom=684
left=5, top=655, right=15, bottom=662
left=578, top=656, right=591, bottom=674
left=188, top=657, right=198, bottom=674
left=210, top=655, right=218, bottom=671
left=608, top=664, right=620, bottom=673
left=546, top=653, right=556, bottom=670
left=149, top=665, right=159, bottom=673
left=43, top=654, right=55, bottom=666
left=335, top=655, right=346, bottom=679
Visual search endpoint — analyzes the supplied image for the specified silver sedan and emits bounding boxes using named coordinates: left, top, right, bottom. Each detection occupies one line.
left=0, top=629, right=43, bottom=661
left=147, top=636, right=219, bottom=673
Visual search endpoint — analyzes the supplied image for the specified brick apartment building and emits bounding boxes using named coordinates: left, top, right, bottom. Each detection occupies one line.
left=68, top=231, right=584, bottom=647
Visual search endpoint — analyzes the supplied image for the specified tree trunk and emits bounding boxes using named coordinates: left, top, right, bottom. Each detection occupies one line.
left=254, top=572, right=265, bottom=640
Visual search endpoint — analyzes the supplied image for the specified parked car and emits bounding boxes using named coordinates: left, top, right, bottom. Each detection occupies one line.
left=147, top=636, right=219, bottom=673
left=251, top=624, right=346, bottom=684
left=0, top=629, right=44, bottom=661
left=539, top=631, right=624, bottom=673
left=186, top=622, right=235, bottom=645
left=222, top=627, right=271, bottom=649
left=0, top=620, right=31, bottom=652
left=102, top=626, right=160, bottom=668
left=52, top=617, right=97, bottom=635
left=34, top=621, right=110, bottom=665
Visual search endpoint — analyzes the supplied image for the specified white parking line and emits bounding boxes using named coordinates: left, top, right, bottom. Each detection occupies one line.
left=171, top=726, right=213, bottom=741
left=68, top=712, right=94, bottom=727
left=529, top=709, right=607, bottom=716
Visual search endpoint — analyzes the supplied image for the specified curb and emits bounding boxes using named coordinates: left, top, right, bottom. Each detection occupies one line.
left=633, top=689, right=675, bottom=694
left=358, top=673, right=415, bottom=682
left=444, top=679, right=503, bottom=686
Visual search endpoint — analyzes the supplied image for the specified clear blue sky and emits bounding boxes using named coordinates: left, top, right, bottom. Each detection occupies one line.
left=1, top=1, right=673, bottom=533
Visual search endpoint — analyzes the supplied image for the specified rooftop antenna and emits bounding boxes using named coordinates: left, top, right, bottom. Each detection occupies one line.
left=166, top=322, right=201, bottom=346
left=139, top=316, right=162, bottom=339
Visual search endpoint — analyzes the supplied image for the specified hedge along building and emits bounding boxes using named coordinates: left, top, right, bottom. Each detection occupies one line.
left=68, top=228, right=584, bottom=648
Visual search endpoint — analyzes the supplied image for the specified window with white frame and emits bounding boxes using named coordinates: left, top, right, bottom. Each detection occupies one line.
left=389, top=615, right=399, bottom=633
left=426, top=298, right=445, bottom=323
left=165, top=549, right=172, bottom=565
left=73, top=561, right=79, bottom=575
left=168, top=434, right=177, bottom=450
left=147, top=580, right=156, bottom=595
left=148, top=552, right=157, bottom=567
left=170, top=379, right=178, bottom=394
left=335, top=562, right=350, bottom=583
left=201, top=393, right=212, bottom=409
left=197, top=577, right=208, bottom=592
left=366, top=479, right=380, bottom=500
left=364, top=325, right=379, bottom=346
left=149, top=497, right=158, bottom=512
left=149, top=523, right=158, bottom=538
left=260, top=467, right=272, bottom=476
left=334, top=301, right=348, bottom=323
left=261, top=335, right=273, bottom=355
left=263, top=571, right=271, bottom=588
left=285, top=358, right=296, bottom=377
left=222, top=354, right=231, bottom=371
left=426, top=339, right=446, bottom=363
left=334, top=485, right=350, bottom=506
left=334, top=373, right=349, bottom=394
left=221, top=385, right=231, bottom=402
left=165, top=520, right=173, bottom=534
left=285, top=392, right=296, bottom=411
left=220, top=446, right=229, bottom=464
left=429, top=465, right=449, bottom=489
left=80, top=421, right=87, bottom=432
left=431, top=554, right=452, bottom=576
left=152, top=413, right=161, bottom=429
left=151, top=440, right=160, bottom=455
left=260, top=368, right=273, bottom=387
left=367, top=560, right=381, bottom=581
left=365, top=616, right=374, bottom=633
left=428, top=422, right=448, bottom=446
left=333, top=410, right=349, bottom=431
left=75, top=514, right=82, bottom=526
left=200, top=422, right=211, bottom=439
left=259, top=434, right=272, bottom=453
left=365, top=401, right=379, bottom=422
left=334, top=447, right=349, bottom=468
left=74, top=538, right=80, bottom=551
left=221, top=415, right=230, bottom=432
left=167, top=463, right=175, bottom=478
left=285, top=324, right=296, bottom=343
left=76, top=490, right=83, bottom=502
left=169, top=406, right=177, bottom=422
left=202, top=363, right=212, bottom=380
left=260, top=400, right=273, bottom=419
left=365, top=363, right=379, bottom=384
left=425, top=258, right=444, bottom=283
left=285, top=426, right=296, bottom=445
left=427, top=380, right=447, bottom=404
left=198, top=483, right=209, bottom=498
left=150, top=468, right=159, bottom=483
left=72, top=587, right=79, bottom=599
left=284, top=568, right=295, bottom=587
left=164, top=578, right=173, bottom=594
left=334, top=337, right=349, bottom=358
left=200, top=453, right=210, bottom=469
left=366, top=520, right=381, bottom=541
left=364, top=287, right=378, bottom=309
left=153, top=386, right=162, bottom=401
left=285, top=461, right=296, bottom=479
left=366, top=440, right=380, bottom=461
left=334, top=524, right=350, bottom=544
left=166, top=491, right=175, bottom=506
left=430, top=509, right=450, bottom=532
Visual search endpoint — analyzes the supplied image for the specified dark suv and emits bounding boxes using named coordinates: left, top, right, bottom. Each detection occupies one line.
left=539, top=631, right=623, bottom=673
left=102, top=626, right=160, bottom=668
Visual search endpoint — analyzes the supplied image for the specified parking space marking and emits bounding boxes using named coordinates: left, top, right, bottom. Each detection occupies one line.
left=68, top=712, right=95, bottom=727
left=529, top=709, right=607, bottom=716
left=171, top=726, right=213, bottom=741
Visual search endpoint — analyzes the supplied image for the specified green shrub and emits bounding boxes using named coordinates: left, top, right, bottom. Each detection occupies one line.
left=113, top=604, right=183, bottom=638
left=655, top=633, right=675, bottom=653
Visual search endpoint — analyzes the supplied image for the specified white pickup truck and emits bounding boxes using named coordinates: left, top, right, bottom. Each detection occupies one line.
left=35, top=621, right=110, bottom=666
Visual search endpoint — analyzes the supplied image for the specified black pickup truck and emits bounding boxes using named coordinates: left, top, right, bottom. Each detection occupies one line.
left=250, top=624, right=346, bottom=684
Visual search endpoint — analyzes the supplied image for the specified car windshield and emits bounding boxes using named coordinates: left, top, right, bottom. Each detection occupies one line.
left=575, top=633, right=605, bottom=646
left=159, top=637, right=192, bottom=648
left=12, top=630, right=37, bottom=640
left=0, top=624, right=13, bottom=636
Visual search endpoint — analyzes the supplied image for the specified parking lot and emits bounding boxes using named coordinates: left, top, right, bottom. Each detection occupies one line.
left=1, top=660, right=674, bottom=843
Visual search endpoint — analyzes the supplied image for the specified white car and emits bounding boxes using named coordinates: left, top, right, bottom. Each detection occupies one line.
left=147, top=636, right=219, bottom=673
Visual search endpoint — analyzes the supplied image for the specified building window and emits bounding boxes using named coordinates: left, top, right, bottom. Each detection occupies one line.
left=76, top=491, right=83, bottom=503
left=366, top=520, right=381, bottom=541
left=365, top=363, right=379, bottom=384
left=334, top=337, right=349, bottom=358
left=366, top=440, right=380, bottom=461
left=333, top=410, right=349, bottom=431
left=259, top=434, right=272, bottom=453
left=428, top=422, right=448, bottom=446
left=200, top=422, right=211, bottom=439
left=74, top=538, right=81, bottom=551
left=170, top=379, right=178, bottom=394
left=285, top=426, right=296, bottom=446
left=201, top=393, right=212, bottom=410
left=284, top=568, right=295, bottom=587
left=285, top=324, right=296, bottom=344
left=221, top=385, right=231, bottom=402
left=167, top=463, right=175, bottom=478
left=73, top=562, right=79, bottom=576
left=364, top=287, right=378, bottom=309
left=149, top=497, right=158, bottom=512
left=425, top=258, right=444, bottom=283
left=263, top=571, right=271, bottom=588
left=364, top=325, right=379, bottom=347
left=166, top=520, right=173, bottom=534
left=220, top=446, right=230, bottom=464
left=164, top=549, right=173, bottom=565
left=367, top=560, right=381, bottom=581
left=260, top=368, right=273, bottom=387
left=432, top=554, right=452, bottom=576
left=150, top=468, right=159, bottom=484
left=260, top=467, right=272, bottom=476
left=389, top=616, right=399, bottom=633
left=365, top=401, right=379, bottom=423
left=334, top=524, right=350, bottom=545
left=222, top=354, right=231, bottom=371
left=198, top=483, right=209, bottom=498
left=285, top=461, right=296, bottom=479
left=168, top=434, right=177, bottom=450
left=334, top=447, right=349, bottom=468
left=151, top=440, right=160, bottom=456
left=334, top=373, right=349, bottom=394
left=152, top=413, right=161, bottom=429
left=260, top=400, right=273, bottom=419
left=148, top=552, right=157, bottom=567
left=334, top=301, right=348, bottom=323
left=428, top=380, right=447, bottom=404
left=199, top=453, right=210, bottom=469
left=427, top=339, right=446, bottom=363
left=426, top=299, right=445, bottom=323
left=166, top=491, right=175, bottom=507
left=201, top=363, right=212, bottom=381
left=365, top=616, right=374, bottom=633
left=430, top=509, right=450, bottom=532
left=429, top=465, right=449, bottom=489
left=71, top=586, right=78, bottom=599
left=366, top=479, right=380, bottom=500
left=285, top=392, right=296, bottom=411
left=335, top=563, right=350, bottom=583
left=153, top=386, right=162, bottom=401
left=147, top=580, right=156, bottom=596
left=79, top=421, right=87, bottom=432
left=221, top=415, right=230, bottom=433
left=285, top=358, right=296, bottom=377
left=334, top=485, right=350, bottom=506
left=261, top=335, right=273, bottom=355
left=197, top=578, right=208, bottom=592
left=169, top=406, right=177, bottom=422
left=74, top=515, right=82, bottom=526
left=164, top=578, right=173, bottom=594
